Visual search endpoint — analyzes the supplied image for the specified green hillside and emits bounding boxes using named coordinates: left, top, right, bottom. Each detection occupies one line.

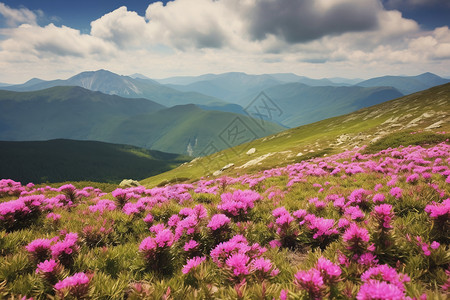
left=141, top=83, right=450, bottom=186
left=0, top=139, right=190, bottom=184
left=254, top=83, right=403, bottom=127
left=0, top=87, right=284, bottom=156
left=0, top=86, right=164, bottom=141
left=108, top=104, right=286, bottom=156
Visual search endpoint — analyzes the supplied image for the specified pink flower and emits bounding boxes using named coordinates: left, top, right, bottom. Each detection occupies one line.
left=36, top=259, right=58, bottom=274
left=226, top=253, right=250, bottom=277
left=361, top=264, right=410, bottom=292
left=182, top=256, right=206, bottom=274
left=207, top=214, right=231, bottom=230
left=294, top=269, right=325, bottom=298
left=46, top=213, right=61, bottom=221
left=184, top=239, right=199, bottom=252
left=251, top=257, right=273, bottom=273
left=315, top=257, right=341, bottom=284
left=389, top=187, right=402, bottom=199
left=217, top=189, right=261, bottom=217
left=344, top=206, right=365, bottom=221
left=430, top=241, right=440, bottom=249
left=372, top=193, right=385, bottom=203
left=143, top=213, right=154, bottom=224
left=343, top=223, right=370, bottom=253
left=269, top=240, right=282, bottom=248
left=279, top=289, right=288, bottom=300
left=373, top=204, right=394, bottom=229
left=357, top=281, right=404, bottom=300
left=54, top=272, right=90, bottom=294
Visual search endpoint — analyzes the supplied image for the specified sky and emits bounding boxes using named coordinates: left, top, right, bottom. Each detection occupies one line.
left=0, top=0, right=449, bottom=84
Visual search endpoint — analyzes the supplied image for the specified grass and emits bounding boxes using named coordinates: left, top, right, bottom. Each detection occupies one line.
left=141, top=83, right=450, bottom=186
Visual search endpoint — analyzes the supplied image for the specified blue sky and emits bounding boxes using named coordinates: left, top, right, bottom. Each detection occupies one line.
left=0, top=0, right=449, bottom=83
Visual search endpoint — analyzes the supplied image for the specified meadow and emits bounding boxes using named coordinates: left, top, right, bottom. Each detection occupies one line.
left=0, top=139, right=449, bottom=299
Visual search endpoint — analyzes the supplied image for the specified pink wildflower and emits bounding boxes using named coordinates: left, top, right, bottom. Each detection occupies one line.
left=207, top=214, right=231, bottom=230
left=182, top=256, right=206, bottom=274
left=389, top=187, right=402, bottom=199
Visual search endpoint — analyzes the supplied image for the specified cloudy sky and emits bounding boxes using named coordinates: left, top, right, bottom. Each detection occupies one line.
left=0, top=0, right=449, bottom=83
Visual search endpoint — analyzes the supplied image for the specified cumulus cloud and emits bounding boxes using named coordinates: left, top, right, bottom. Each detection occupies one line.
left=1, top=23, right=115, bottom=58
left=245, top=0, right=381, bottom=43
left=90, top=6, right=149, bottom=48
left=0, top=2, right=37, bottom=27
left=0, top=0, right=449, bottom=83
left=145, top=0, right=234, bottom=49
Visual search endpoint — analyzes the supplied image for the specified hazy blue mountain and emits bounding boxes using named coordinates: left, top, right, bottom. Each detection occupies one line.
left=0, top=86, right=165, bottom=141
left=0, top=86, right=284, bottom=156
left=4, top=70, right=227, bottom=107
left=0, top=139, right=190, bottom=184
left=268, top=73, right=342, bottom=86
left=164, top=72, right=283, bottom=103
left=327, top=77, right=364, bottom=85
left=246, top=83, right=403, bottom=128
left=356, top=72, right=450, bottom=95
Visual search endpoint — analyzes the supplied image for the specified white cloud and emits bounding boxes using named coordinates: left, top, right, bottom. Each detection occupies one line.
left=1, top=23, right=116, bottom=58
left=0, top=0, right=449, bottom=83
left=90, top=6, right=149, bottom=48
left=0, top=2, right=37, bottom=27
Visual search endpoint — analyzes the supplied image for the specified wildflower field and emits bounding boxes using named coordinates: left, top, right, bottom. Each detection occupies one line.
left=0, top=141, right=449, bottom=299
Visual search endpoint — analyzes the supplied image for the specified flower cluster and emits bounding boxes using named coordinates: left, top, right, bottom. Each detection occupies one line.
left=210, top=235, right=277, bottom=281
left=217, top=189, right=261, bottom=218
left=294, top=257, right=341, bottom=299
left=357, top=265, right=410, bottom=299
left=54, top=272, right=90, bottom=299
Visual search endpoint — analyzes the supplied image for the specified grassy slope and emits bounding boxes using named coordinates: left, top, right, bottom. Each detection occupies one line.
left=142, top=83, right=450, bottom=186
left=260, top=83, right=403, bottom=127
left=109, top=104, right=286, bottom=156
left=0, top=139, right=191, bottom=184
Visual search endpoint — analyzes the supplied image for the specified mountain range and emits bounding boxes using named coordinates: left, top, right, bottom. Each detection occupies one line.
left=3, top=69, right=227, bottom=108
left=3, top=70, right=448, bottom=130
left=0, top=86, right=284, bottom=156
left=356, top=72, right=450, bottom=94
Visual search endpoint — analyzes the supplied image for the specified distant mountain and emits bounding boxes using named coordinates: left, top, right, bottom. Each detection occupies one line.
left=0, top=83, right=11, bottom=87
left=0, top=87, right=284, bottom=156
left=160, top=72, right=347, bottom=103
left=129, top=73, right=152, bottom=80
left=4, top=70, right=227, bottom=107
left=250, top=83, right=403, bottom=128
left=0, top=139, right=190, bottom=184
left=356, top=72, right=450, bottom=95
left=327, top=77, right=364, bottom=85
left=268, top=73, right=343, bottom=86
left=0, top=86, right=164, bottom=141
left=164, top=72, right=282, bottom=103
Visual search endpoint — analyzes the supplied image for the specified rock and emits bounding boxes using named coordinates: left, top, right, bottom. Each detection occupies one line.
left=213, top=170, right=223, bottom=176
left=246, top=148, right=256, bottom=155
left=237, top=153, right=273, bottom=169
left=221, top=163, right=235, bottom=171
left=119, top=179, right=140, bottom=187
left=425, top=121, right=444, bottom=130
left=296, top=152, right=303, bottom=157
